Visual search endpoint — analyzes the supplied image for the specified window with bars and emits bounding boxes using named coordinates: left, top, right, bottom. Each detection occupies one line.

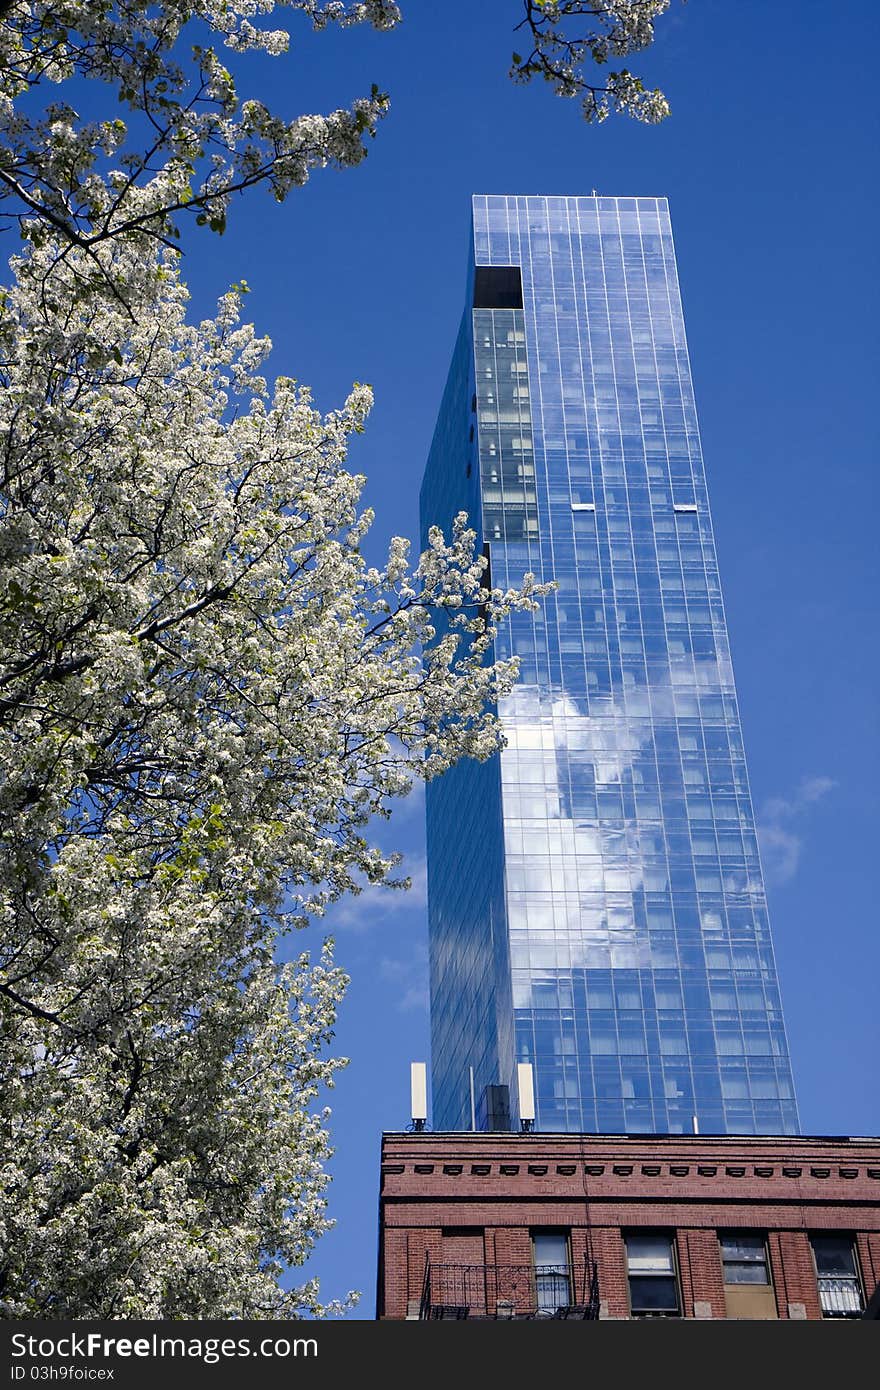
left=811, top=1236, right=864, bottom=1318
left=531, top=1232, right=572, bottom=1314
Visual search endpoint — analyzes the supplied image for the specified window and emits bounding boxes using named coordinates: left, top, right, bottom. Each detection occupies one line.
left=811, top=1236, right=864, bottom=1318
left=473, top=265, right=523, bottom=309
left=532, top=1232, right=571, bottom=1314
left=624, top=1233, right=680, bottom=1316
left=720, top=1233, right=769, bottom=1284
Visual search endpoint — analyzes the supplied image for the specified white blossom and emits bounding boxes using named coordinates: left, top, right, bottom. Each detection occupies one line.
left=510, top=0, right=674, bottom=124
left=0, top=0, right=400, bottom=250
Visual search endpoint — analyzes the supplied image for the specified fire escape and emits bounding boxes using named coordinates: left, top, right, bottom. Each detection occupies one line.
left=419, top=1256, right=600, bottom=1320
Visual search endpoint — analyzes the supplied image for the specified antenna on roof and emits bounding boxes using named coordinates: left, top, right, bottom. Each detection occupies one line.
left=410, top=1062, right=427, bottom=1133
left=518, top=1062, right=536, bottom=1133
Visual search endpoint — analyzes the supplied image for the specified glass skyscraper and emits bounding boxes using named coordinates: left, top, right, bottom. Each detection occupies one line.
left=421, top=195, right=798, bottom=1137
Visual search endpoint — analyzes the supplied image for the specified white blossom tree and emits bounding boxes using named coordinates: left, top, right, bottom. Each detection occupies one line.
left=0, top=232, right=544, bottom=1316
left=0, top=0, right=671, bottom=1319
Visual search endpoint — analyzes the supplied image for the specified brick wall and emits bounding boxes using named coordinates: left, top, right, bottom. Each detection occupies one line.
left=377, top=1132, right=880, bottom=1320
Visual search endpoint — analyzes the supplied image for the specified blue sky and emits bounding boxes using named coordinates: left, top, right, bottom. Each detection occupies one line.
left=172, top=2, right=879, bottom=1313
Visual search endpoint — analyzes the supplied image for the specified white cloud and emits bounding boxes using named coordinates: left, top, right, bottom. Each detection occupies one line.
left=325, top=856, right=427, bottom=934
left=391, top=778, right=425, bottom=824
left=379, top=945, right=429, bottom=1013
left=757, top=776, right=836, bottom=885
left=755, top=823, right=802, bottom=885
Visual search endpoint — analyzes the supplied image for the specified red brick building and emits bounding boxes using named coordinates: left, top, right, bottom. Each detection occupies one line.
left=377, top=1131, right=880, bottom=1320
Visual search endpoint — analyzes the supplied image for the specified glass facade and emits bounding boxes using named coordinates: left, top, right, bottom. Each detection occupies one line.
left=421, top=195, right=798, bottom=1136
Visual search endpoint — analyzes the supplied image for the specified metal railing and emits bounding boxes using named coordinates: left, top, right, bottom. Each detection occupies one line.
left=818, top=1276, right=864, bottom=1318
left=420, top=1257, right=600, bottom=1320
